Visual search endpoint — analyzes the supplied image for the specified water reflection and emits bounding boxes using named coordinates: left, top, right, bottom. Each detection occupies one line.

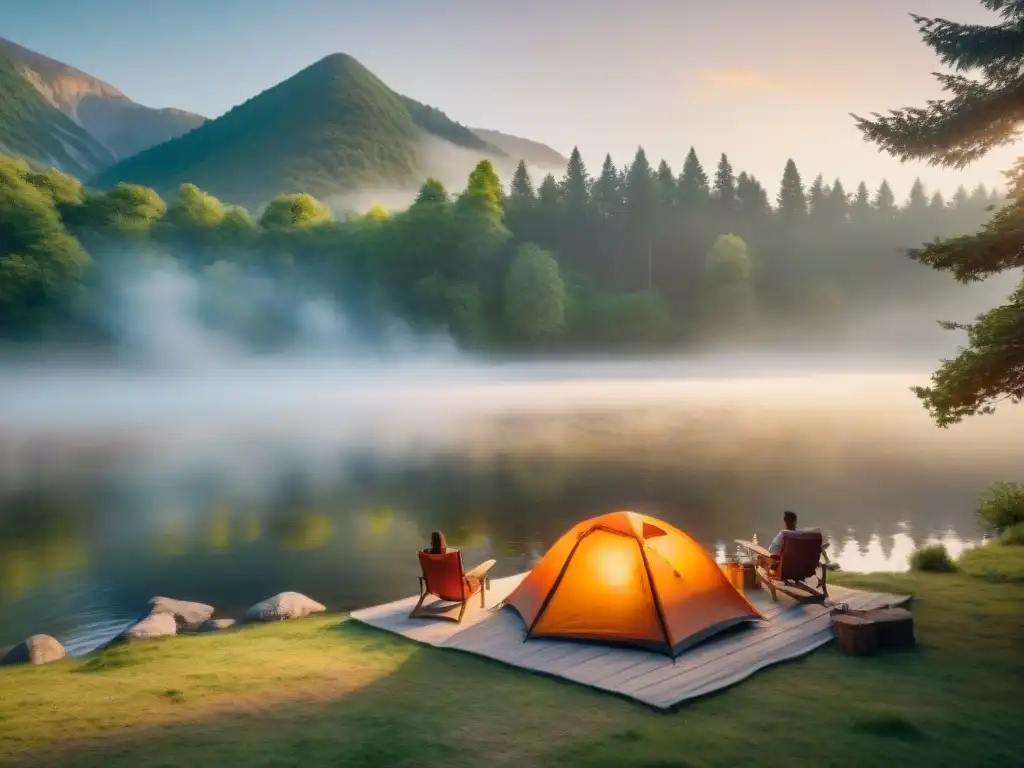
left=716, top=528, right=980, bottom=573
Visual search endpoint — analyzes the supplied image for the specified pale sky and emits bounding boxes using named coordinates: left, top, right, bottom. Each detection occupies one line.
left=4, top=0, right=1018, bottom=197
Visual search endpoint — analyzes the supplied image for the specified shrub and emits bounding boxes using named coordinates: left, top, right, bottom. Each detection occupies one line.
left=976, top=481, right=1024, bottom=533
left=998, top=522, right=1024, bottom=546
left=909, top=543, right=957, bottom=573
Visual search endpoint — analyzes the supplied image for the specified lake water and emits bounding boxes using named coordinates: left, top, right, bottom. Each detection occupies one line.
left=0, top=357, right=1018, bottom=654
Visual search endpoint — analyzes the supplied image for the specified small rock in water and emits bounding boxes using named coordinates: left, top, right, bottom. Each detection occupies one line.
left=244, top=592, right=326, bottom=622
left=0, top=634, right=66, bottom=666
left=196, top=618, right=237, bottom=633
left=148, top=597, right=215, bottom=629
left=123, top=611, right=178, bottom=641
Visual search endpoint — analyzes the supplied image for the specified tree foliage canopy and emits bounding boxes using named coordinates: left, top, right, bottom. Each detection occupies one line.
left=854, top=0, right=1024, bottom=426
left=259, top=193, right=334, bottom=230
left=0, top=133, right=1003, bottom=356
left=504, top=243, right=566, bottom=342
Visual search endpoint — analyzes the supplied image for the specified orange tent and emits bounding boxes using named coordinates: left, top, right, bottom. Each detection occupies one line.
left=505, top=511, right=763, bottom=657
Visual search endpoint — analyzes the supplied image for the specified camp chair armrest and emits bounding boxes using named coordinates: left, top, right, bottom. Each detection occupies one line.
left=465, top=559, right=497, bottom=581
left=734, top=540, right=772, bottom=560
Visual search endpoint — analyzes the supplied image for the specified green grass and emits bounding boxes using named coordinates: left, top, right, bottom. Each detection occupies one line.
left=1, top=555, right=1022, bottom=767
left=998, top=522, right=1024, bottom=546
left=959, top=543, right=1024, bottom=583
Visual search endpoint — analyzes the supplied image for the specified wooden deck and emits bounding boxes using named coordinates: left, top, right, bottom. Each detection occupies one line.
left=350, top=572, right=910, bottom=710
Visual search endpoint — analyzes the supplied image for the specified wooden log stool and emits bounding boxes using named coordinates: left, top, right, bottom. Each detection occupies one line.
left=832, top=613, right=878, bottom=656
left=851, top=607, right=915, bottom=649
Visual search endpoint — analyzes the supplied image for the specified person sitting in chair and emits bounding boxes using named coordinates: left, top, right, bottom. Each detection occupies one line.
left=419, top=530, right=485, bottom=595
left=767, top=510, right=799, bottom=555
left=423, top=530, right=448, bottom=555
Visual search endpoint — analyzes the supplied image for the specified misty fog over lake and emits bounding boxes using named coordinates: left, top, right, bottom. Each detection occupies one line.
left=1, top=351, right=1020, bottom=654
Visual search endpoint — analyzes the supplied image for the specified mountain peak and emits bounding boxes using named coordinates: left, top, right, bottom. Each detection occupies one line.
left=89, top=48, right=525, bottom=207
left=313, top=52, right=365, bottom=70
left=0, top=36, right=126, bottom=106
left=0, top=37, right=205, bottom=160
left=0, top=54, right=115, bottom=177
left=92, top=52, right=426, bottom=205
left=294, top=52, right=389, bottom=94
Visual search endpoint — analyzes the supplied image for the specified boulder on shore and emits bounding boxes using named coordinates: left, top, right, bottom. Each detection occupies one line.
left=122, top=611, right=177, bottom=641
left=0, top=634, right=66, bottom=666
left=244, top=592, right=326, bottom=622
left=148, top=597, right=215, bottom=629
left=196, top=618, right=237, bottom=633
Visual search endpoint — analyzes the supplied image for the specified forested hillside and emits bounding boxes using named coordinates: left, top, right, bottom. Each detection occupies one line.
left=0, top=143, right=1001, bottom=352
left=90, top=54, right=506, bottom=208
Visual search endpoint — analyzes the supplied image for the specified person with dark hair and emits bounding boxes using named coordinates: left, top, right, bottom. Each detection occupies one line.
left=767, top=510, right=799, bottom=554
left=424, top=530, right=447, bottom=555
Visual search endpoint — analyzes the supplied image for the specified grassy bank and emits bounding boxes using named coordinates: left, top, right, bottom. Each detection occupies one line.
left=1, top=549, right=1022, bottom=768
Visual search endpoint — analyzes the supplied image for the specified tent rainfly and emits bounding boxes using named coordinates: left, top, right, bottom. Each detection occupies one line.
left=504, top=511, right=764, bottom=657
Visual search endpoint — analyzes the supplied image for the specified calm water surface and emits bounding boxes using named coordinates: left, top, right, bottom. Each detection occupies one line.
left=0, top=360, right=1018, bottom=654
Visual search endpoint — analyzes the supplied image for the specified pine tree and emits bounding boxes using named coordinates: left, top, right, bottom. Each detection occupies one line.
left=655, top=160, right=676, bottom=211
left=713, top=153, right=736, bottom=211
left=535, top=173, right=562, bottom=244
left=808, top=174, right=828, bottom=222
left=451, top=161, right=509, bottom=281
left=503, top=162, right=536, bottom=241
left=874, top=180, right=897, bottom=218
left=851, top=181, right=872, bottom=222
left=561, top=146, right=590, bottom=220
left=591, top=154, right=620, bottom=218
left=777, top=159, right=806, bottom=224
left=928, top=190, right=949, bottom=230
left=537, top=173, right=561, bottom=211
left=736, top=172, right=769, bottom=220
left=853, top=0, right=1024, bottom=425
left=676, top=147, right=710, bottom=209
left=624, top=146, right=655, bottom=226
left=827, top=179, right=849, bottom=223
left=753, top=176, right=771, bottom=213
left=951, top=185, right=970, bottom=211
left=906, top=177, right=929, bottom=216
left=508, top=161, right=535, bottom=206
left=457, top=160, right=504, bottom=221
left=852, top=2, right=1024, bottom=167
left=969, top=183, right=991, bottom=211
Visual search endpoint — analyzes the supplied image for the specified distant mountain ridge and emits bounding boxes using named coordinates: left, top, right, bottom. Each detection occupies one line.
left=0, top=36, right=205, bottom=160
left=0, top=38, right=568, bottom=205
left=0, top=55, right=114, bottom=177
left=93, top=54, right=550, bottom=208
left=470, top=128, right=567, bottom=169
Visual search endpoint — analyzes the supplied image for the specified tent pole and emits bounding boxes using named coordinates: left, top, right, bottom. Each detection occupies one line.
left=637, top=540, right=673, bottom=657
left=524, top=530, right=594, bottom=639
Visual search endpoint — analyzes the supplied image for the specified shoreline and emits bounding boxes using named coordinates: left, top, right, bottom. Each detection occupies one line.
left=0, top=550, right=1020, bottom=766
left=0, top=532, right=998, bottom=658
